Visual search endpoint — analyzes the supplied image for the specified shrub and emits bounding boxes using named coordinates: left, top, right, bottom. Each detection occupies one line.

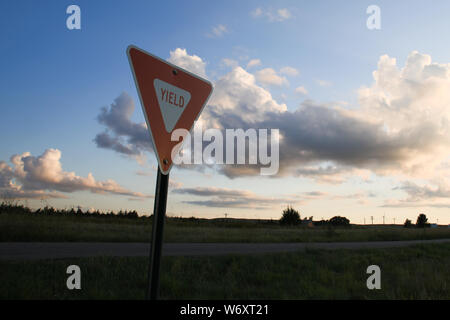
left=329, top=216, right=350, bottom=227
left=280, top=206, right=301, bottom=226
left=416, top=213, right=430, bottom=228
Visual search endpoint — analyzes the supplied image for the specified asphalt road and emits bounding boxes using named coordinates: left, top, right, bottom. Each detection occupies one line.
left=1, top=239, right=449, bottom=260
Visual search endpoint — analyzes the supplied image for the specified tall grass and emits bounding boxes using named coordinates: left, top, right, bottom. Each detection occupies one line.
left=1, top=243, right=449, bottom=299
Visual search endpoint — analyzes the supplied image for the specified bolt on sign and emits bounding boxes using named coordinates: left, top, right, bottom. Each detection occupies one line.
left=127, top=45, right=213, bottom=174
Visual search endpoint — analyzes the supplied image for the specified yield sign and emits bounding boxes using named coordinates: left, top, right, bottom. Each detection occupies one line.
left=127, top=45, right=213, bottom=174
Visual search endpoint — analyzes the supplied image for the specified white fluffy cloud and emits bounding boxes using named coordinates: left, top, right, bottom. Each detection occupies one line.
left=0, top=149, right=149, bottom=200
left=203, top=66, right=287, bottom=126
left=255, top=68, right=289, bottom=86
left=209, top=51, right=450, bottom=180
left=357, top=50, right=450, bottom=177
left=167, top=48, right=207, bottom=78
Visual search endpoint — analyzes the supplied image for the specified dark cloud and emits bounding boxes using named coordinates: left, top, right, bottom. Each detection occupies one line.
left=94, top=92, right=153, bottom=157
left=94, top=131, right=140, bottom=156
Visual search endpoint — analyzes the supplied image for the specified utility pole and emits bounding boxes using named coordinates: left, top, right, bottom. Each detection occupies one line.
left=383, top=214, right=385, bottom=225
left=371, top=216, right=374, bottom=225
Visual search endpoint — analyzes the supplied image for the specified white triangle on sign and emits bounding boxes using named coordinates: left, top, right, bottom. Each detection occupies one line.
left=153, top=78, right=191, bottom=133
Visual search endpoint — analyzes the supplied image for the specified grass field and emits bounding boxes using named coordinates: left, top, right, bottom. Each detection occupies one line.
left=1, top=243, right=449, bottom=299
left=1, top=212, right=449, bottom=243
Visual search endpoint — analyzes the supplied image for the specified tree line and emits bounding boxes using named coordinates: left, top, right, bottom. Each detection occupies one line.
left=0, top=202, right=140, bottom=219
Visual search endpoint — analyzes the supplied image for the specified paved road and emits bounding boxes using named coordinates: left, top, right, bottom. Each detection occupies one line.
left=1, top=239, right=449, bottom=260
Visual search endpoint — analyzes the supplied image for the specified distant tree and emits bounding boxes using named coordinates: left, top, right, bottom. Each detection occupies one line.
left=404, top=219, right=412, bottom=228
left=329, top=216, right=350, bottom=226
left=280, top=206, right=301, bottom=226
left=416, top=213, right=430, bottom=228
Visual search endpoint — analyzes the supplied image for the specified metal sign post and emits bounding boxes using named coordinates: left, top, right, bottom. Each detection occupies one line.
left=147, top=166, right=169, bottom=300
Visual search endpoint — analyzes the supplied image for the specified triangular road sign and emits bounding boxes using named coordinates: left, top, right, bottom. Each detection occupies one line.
left=127, top=45, right=213, bottom=174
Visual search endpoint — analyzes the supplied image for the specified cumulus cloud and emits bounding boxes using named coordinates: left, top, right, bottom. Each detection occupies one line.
left=96, top=49, right=450, bottom=185
left=255, top=68, right=289, bottom=86
left=252, top=7, right=292, bottom=22
left=215, top=97, right=429, bottom=179
left=203, top=66, right=287, bottom=127
left=0, top=149, right=149, bottom=200
left=217, top=51, right=450, bottom=179
left=167, top=48, right=207, bottom=78
left=357, top=50, right=450, bottom=177
left=94, top=92, right=152, bottom=162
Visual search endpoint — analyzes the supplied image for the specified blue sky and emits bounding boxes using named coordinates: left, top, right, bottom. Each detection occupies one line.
left=1, top=1, right=450, bottom=224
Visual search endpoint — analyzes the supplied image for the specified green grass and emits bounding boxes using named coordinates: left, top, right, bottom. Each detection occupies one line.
left=1, top=243, right=449, bottom=299
left=1, top=212, right=449, bottom=243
